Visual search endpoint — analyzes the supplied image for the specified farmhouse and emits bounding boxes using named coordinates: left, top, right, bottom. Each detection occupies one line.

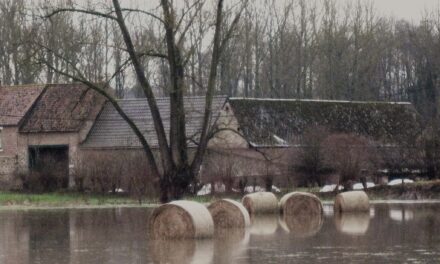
left=0, top=83, right=423, bottom=191
left=223, top=98, right=422, bottom=186
left=80, top=96, right=422, bottom=191
left=0, top=85, right=45, bottom=188
left=0, top=84, right=106, bottom=190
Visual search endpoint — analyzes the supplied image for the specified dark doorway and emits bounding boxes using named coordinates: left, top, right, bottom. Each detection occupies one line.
left=28, top=145, right=69, bottom=191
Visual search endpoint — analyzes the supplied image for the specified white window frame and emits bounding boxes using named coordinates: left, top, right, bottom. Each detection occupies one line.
left=0, top=127, right=3, bottom=152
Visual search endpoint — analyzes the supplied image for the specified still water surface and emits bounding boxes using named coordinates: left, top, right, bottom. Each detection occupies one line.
left=0, top=203, right=439, bottom=264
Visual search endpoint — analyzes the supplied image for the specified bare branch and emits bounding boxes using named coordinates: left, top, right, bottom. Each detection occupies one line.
left=177, top=0, right=205, bottom=47
left=219, top=0, right=248, bottom=54
left=37, top=44, right=161, bottom=179
left=44, top=8, right=117, bottom=21
left=112, top=0, right=174, bottom=175
left=120, top=8, right=165, bottom=25
left=191, top=0, right=227, bottom=174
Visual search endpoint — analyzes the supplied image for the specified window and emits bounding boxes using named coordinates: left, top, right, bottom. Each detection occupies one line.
left=0, top=127, right=3, bottom=151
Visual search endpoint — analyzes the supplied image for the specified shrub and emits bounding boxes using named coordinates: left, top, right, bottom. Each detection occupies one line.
left=322, top=133, right=378, bottom=190
left=293, top=126, right=333, bottom=187
left=73, top=151, right=158, bottom=200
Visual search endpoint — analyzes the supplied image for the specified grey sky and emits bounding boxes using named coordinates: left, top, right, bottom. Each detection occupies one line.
left=350, top=0, right=439, bottom=21
left=71, top=0, right=440, bottom=23
left=133, top=0, right=440, bottom=22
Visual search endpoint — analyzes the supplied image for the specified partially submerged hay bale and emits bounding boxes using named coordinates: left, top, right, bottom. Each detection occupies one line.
left=242, top=192, right=278, bottom=215
left=249, top=215, right=279, bottom=235
left=334, top=212, right=370, bottom=235
left=279, top=192, right=323, bottom=237
left=334, top=191, right=370, bottom=213
left=279, top=192, right=323, bottom=216
left=208, top=199, right=250, bottom=229
left=150, top=200, right=214, bottom=239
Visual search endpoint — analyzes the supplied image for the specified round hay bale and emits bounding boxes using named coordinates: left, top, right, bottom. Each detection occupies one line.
left=249, top=215, right=279, bottom=235
left=242, top=192, right=278, bottom=215
left=279, top=192, right=323, bottom=237
left=334, top=212, right=370, bottom=235
left=150, top=200, right=214, bottom=239
left=208, top=199, right=250, bottom=229
left=279, top=192, right=323, bottom=216
left=334, top=191, right=370, bottom=213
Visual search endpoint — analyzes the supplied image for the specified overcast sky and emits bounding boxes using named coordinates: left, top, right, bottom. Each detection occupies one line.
left=355, top=0, right=439, bottom=21
left=134, top=0, right=440, bottom=22
left=74, top=0, right=440, bottom=23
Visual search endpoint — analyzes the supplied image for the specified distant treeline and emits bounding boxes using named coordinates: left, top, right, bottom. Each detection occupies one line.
left=1, top=0, right=440, bottom=122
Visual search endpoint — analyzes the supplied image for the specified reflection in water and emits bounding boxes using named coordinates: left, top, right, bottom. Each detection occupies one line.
left=334, top=212, right=370, bottom=235
left=0, top=212, right=29, bottom=264
left=29, top=211, right=71, bottom=263
left=249, top=215, right=279, bottom=235
left=323, top=204, right=375, bottom=219
left=69, top=208, right=149, bottom=264
left=149, top=238, right=214, bottom=264
left=323, top=204, right=334, bottom=216
left=213, top=228, right=250, bottom=264
left=149, top=228, right=249, bottom=264
left=389, top=206, right=414, bottom=222
left=0, top=204, right=440, bottom=264
left=279, top=211, right=323, bottom=238
left=369, top=207, right=375, bottom=218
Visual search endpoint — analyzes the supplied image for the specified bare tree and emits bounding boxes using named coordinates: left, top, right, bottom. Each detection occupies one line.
left=41, top=0, right=246, bottom=203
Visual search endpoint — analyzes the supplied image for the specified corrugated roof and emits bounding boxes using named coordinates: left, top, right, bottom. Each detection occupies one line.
left=228, top=98, right=422, bottom=147
left=20, top=83, right=106, bottom=133
left=0, top=85, right=45, bottom=126
left=82, top=96, right=227, bottom=148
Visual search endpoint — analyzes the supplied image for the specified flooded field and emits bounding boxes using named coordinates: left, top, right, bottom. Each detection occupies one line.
left=0, top=203, right=439, bottom=264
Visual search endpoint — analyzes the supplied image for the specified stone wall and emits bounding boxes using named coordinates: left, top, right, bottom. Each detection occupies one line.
left=0, top=127, right=20, bottom=189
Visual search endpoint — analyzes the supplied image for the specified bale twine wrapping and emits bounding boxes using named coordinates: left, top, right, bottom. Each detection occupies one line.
left=279, top=192, right=323, bottom=237
left=334, top=191, right=370, bottom=213
left=242, top=192, right=278, bottom=215
left=334, top=212, right=370, bottom=235
left=150, top=200, right=214, bottom=239
left=208, top=199, right=250, bottom=229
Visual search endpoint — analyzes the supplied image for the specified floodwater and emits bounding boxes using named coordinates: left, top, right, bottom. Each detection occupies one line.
left=0, top=203, right=439, bottom=264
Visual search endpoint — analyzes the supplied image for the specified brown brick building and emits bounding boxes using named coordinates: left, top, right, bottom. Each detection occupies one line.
left=0, top=84, right=105, bottom=189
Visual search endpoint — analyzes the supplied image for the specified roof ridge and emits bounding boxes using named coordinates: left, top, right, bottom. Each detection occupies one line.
left=228, top=97, right=412, bottom=105
left=0, top=84, right=46, bottom=89
left=117, top=95, right=228, bottom=102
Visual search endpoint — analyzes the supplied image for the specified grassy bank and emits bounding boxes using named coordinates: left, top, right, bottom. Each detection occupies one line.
left=314, top=180, right=440, bottom=201
left=1, top=180, right=440, bottom=209
left=0, top=192, right=153, bottom=208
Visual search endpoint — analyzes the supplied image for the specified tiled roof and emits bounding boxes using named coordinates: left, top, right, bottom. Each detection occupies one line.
left=82, top=96, right=227, bottom=148
left=0, top=85, right=45, bottom=126
left=20, top=83, right=106, bottom=133
left=228, top=98, right=422, bottom=147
